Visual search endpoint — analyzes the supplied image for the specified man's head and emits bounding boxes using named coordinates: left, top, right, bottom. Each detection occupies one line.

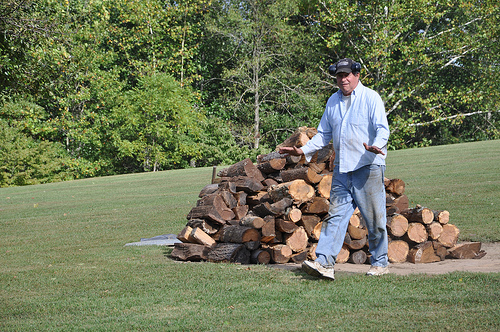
left=330, top=58, right=361, bottom=96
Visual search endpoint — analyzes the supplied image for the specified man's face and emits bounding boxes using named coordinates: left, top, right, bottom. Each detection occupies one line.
left=336, top=72, right=359, bottom=96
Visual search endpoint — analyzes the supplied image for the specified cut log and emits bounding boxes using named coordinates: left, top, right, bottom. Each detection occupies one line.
left=301, top=196, right=330, bottom=215
left=317, top=174, right=332, bottom=199
left=251, top=249, right=271, bottom=264
left=260, top=216, right=276, bottom=243
left=385, top=178, right=405, bottom=196
left=407, top=241, right=441, bottom=263
left=433, top=241, right=448, bottom=261
left=246, top=191, right=272, bottom=206
left=186, top=219, right=220, bottom=235
left=276, top=218, right=299, bottom=234
left=198, top=183, right=219, bottom=197
left=402, top=206, right=434, bottom=224
left=349, top=250, right=368, bottom=264
left=217, top=158, right=265, bottom=182
left=284, top=227, right=308, bottom=252
left=405, top=222, right=428, bottom=244
left=268, top=179, right=315, bottom=205
left=219, top=190, right=238, bottom=209
left=298, top=214, right=321, bottom=239
left=285, top=207, right=302, bottom=223
left=348, top=223, right=368, bottom=240
left=219, top=225, right=261, bottom=243
left=187, top=205, right=226, bottom=224
left=308, top=243, right=318, bottom=261
left=349, top=213, right=362, bottom=228
left=226, top=176, right=265, bottom=193
left=258, top=151, right=301, bottom=164
left=386, top=214, right=409, bottom=238
left=290, top=250, right=308, bottom=264
left=387, top=240, right=410, bottom=263
left=386, top=194, right=409, bottom=214
left=239, top=215, right=265, bottom=229
left=281, top=166, right=323, bottom=184
left=207, top=243, right=250, bottom=264
left=309, top=143, right=334, bottom=164
left=312, top=221, right=322, bottom=241
left=234, top=191, right=248, bottom=206
left=190, top=227, right=217, bottom=248
left=268, top=244, right=293, bottom=264
left=232, top=205, right=249, bottom=221
left=345, top=234, right=367, bottom=250
left=437, top=223, right=460, bottom=248
left=262, top=178, right=279, bottom=188
left=335, top=245, right=350, bottom=264
left=447, top=242, right=486, bottom=259
left=276, top=127, right=315, bottom=150
left=426, top=221, right=443, bottom=240
left=171, top=243, right=210, bottom=261
left=433, top=210, right=450, bottom=225
left=256, top=158, right=286, bottom=174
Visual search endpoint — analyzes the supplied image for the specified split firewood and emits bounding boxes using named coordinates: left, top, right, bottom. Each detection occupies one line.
left=232, top=205, right=249, bottom=220
left=290, top=250, right=308, bottom=264
left=385, top=178, right=406, bottom=196
left=301, top=197, right=329, bottom=215
left=260, top=216, right=276, bottom=243
left=177, top=225, right=195, bottom=243
left=171, top=243, right=210, bottom=261
left=447, top=242, right=486, bottom=259
left=257, top=151, right=301, bottom=165
left=407, top=241, right=441, bottom=264
left=276, top=127, right=316, bottom=150
left=186, top=219, right=220, bottom=235
left=433, top=241, right=448, bottom=261
left=190, top=227, right=217, bottom=248
left=224, top=176, right=265, bottom=193
left=386, top=194, right=409, bottom=214
left=187, top=205, right=226, bottom=225
left=276, top=218, right=299, bottom=234
left=219, top=190, right=238, bottom=209
left=437, top=224, right=460, bottom=247
left=198, top=183, right=219, bottom=197
left=207, top=243, right=251, bottom=264
left=298, top=214, right=321, bottom=239
left=388, top=240, right=410, bottom=263
left=312, top=221, right=322, bottom=241
left=344, top=233, right=367, bottom=250
left=308, top=243, right=318, bottom=261
left=217, top=158, right=265, bottom=182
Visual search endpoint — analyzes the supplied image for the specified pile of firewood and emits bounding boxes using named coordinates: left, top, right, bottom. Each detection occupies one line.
left=171, top=127, right=486, bottom=265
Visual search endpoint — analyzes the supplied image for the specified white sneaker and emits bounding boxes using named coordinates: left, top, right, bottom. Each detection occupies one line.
left=366, top=265, right=389, bottom=276
left=302, top=260, right=335, bottom=280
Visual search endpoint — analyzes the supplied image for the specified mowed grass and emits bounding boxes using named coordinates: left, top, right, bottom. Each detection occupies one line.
left=1, top=141, right=499, bottom=331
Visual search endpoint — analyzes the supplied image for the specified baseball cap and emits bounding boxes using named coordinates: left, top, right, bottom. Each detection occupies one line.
left=334, top=58, right=355, bottom=74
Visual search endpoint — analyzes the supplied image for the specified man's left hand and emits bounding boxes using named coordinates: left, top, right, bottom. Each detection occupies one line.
left=363, top=143, right=385, bottom=155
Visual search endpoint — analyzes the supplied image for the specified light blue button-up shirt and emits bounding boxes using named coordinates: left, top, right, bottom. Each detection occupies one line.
left=301, top=82, right=390, bottom=173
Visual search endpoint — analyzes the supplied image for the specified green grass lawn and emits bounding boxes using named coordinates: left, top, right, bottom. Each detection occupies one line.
left=1, top=141, right=499, bottom=331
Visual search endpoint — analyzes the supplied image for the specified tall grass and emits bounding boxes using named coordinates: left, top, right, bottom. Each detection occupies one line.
left=1, top=141, right=499, bottom=331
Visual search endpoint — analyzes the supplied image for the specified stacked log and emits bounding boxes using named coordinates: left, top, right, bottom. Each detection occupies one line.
left=171, top=127, right=486, bottom=265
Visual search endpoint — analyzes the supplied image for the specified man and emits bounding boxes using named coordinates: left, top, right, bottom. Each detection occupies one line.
left=279, top=58, right=390, bottom=280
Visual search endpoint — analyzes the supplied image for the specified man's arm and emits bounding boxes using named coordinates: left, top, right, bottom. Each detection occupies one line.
left=278, top=146, right=304, bottom=156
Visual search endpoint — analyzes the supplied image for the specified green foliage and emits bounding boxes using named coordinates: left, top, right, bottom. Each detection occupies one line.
left=0, top=121, right=74, bottom=186
left=109, top=73, right=204, bottom=171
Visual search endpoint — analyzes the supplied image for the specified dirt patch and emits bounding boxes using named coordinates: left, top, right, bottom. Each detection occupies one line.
left=271, top=242, right=500, bottom=275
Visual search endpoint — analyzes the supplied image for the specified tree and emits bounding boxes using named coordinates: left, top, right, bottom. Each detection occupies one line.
left=202, top=0, right=327, bottom=150
left=316, top=0, right=500, bottom=148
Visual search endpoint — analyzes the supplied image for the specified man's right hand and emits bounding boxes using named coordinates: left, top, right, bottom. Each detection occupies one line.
left=279, top=146, right=304, bottom=156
